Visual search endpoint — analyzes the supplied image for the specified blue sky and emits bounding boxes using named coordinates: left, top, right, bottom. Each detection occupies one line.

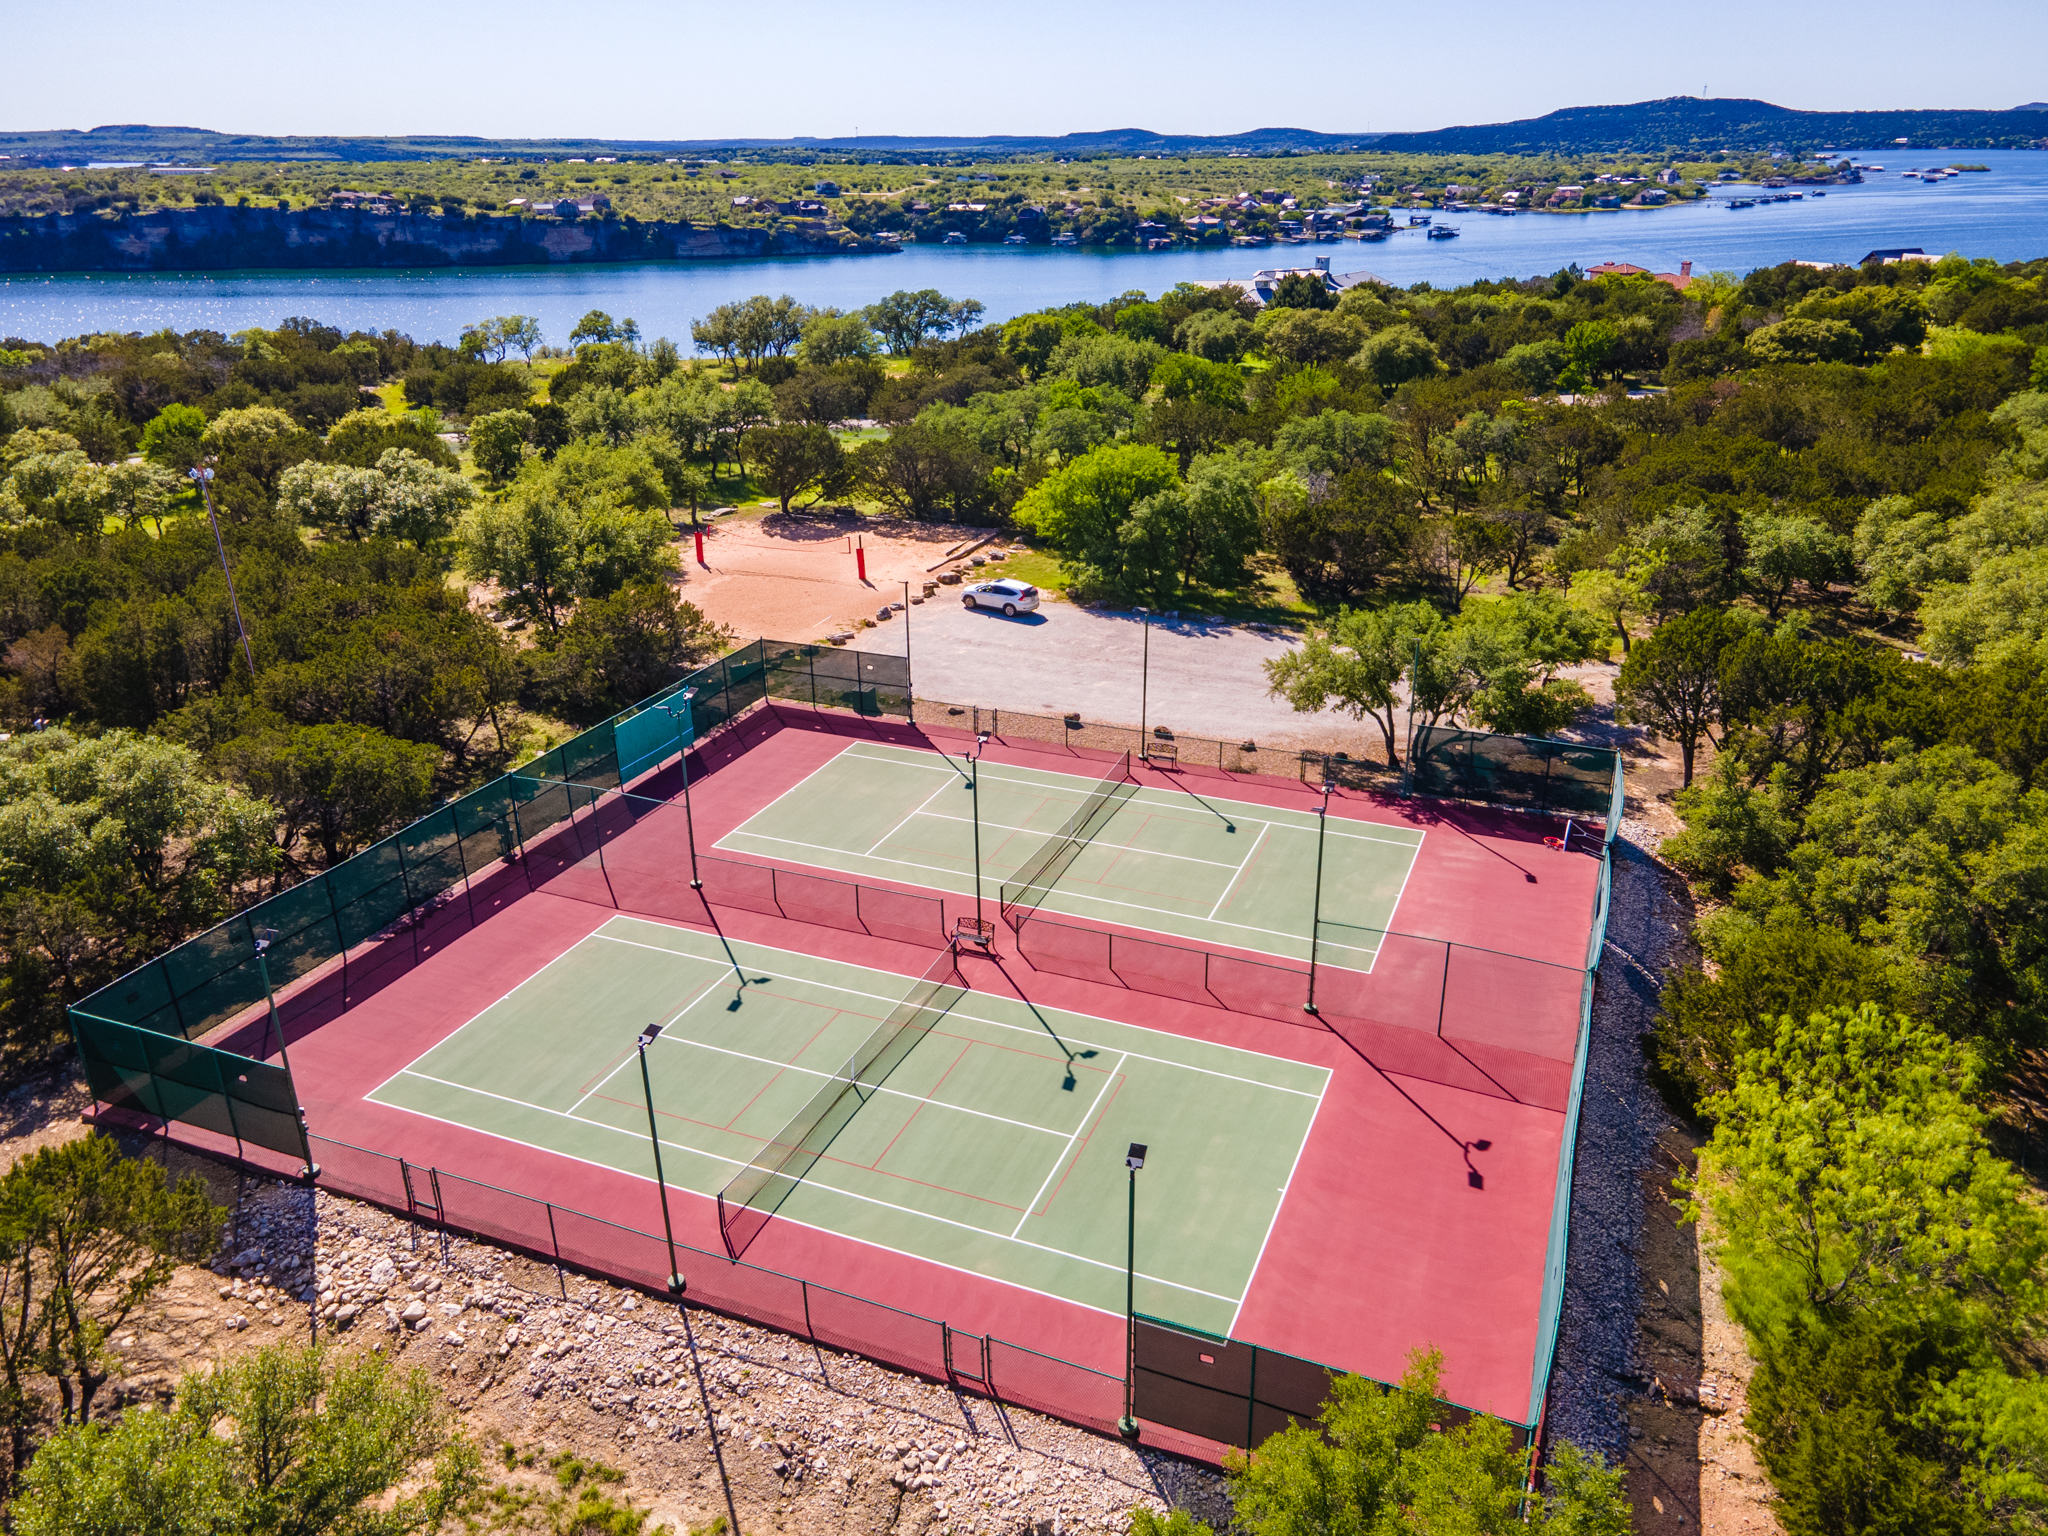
left=9, top=0, right=2045, bottom=140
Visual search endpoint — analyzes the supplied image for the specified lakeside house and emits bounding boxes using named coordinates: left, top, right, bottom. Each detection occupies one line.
left=1862, top=247, right=1937, bottom=265
left=1200, top=254, right=1383, bottom=306
left=1586, top=259, right=1695, bottom=291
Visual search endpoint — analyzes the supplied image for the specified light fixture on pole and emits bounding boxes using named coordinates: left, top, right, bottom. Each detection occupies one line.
left=654, top=688, right=702, bottom=889
left=1135, top=606, right=1152, bottom=760
left=251, top=927, right=319, bottom=1180
left=1118, top=1141, right=1147, bottom=1441
left=636, top=1023, right=686, bottom=1296
left=1303, top=778, right=1334, bottom=1015
left=190, top=463, right=257, bottom=682
left=955, top=733, right=995, bottom=948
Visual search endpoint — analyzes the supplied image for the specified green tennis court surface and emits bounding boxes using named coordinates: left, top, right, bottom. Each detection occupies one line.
left=367, top=916, right=1327, bottom=1331
left=718, top=741, right=1423, bottom=969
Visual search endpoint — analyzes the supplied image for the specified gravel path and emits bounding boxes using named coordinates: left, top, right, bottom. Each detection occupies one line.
left=1544, top=817, right=1689, bottom=1462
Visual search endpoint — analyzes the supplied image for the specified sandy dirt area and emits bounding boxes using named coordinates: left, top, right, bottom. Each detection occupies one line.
left=677, top=510, right=1004, bottom=644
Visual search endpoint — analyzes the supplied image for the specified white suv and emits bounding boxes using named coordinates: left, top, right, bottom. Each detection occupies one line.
left=961, top=579, right=1040, bottom=616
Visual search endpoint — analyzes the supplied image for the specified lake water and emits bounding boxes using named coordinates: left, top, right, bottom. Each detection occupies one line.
left=5, top=149, right=2047, bottom=346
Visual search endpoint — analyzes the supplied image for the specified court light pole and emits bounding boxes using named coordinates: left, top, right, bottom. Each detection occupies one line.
left=656, top=688, right=702, bottom=889
left=251, top=927, right=318, bottom=1179
left=636, top=1023, right=686, bottom=1296
left=190, top=463, right=257, bottom=682
left=1118, top=1142, right=1147, bottom=1441
left=1134, top=607, right=1152, bottom=759
left=965, top=732, right=991, bottom=932
left=1303, top=779, right=1334, bottom=1016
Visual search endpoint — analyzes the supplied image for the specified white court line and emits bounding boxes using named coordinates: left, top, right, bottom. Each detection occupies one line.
left=865, top=769, right=965, bottom=857
left=565, top=962, right=739, bottom=1116
left=842, top=742, right=1425, bottom=848
left=370, top=1069, right=1238, bottom=1305
left=1206, top=821, right=1271, bottom=922
left=655, top=1030, right=1074, bottom=1140
left=364, top=934, right=607, bottom=1102
left=590, top=927, right=1326, bottom=1099
left=1012, top=1050, right=1126, bottom=1239
left=711, top=829, right=1380, bottom=960
left=909, top=810, right=1243, bottom=870
left=1227, top=1069, right=1331, bottom=1339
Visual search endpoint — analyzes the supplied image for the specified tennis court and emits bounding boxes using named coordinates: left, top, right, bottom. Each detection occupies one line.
left=715, top=741, right=1423, bottom=969
left=366, top=914, right=1327, bottom=1336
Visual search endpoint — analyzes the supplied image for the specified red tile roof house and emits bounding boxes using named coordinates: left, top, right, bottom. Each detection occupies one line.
left=1586, top=259, right=1694, bottom=291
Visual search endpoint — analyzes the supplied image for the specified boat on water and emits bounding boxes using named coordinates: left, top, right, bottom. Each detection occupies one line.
left=1426, top=225, right=1460, bottom=239
left=1407, top=214, right=1431, bottom=226
left=1001, top=233, right=1028, bottom=245
left=940, top=231, right=968, bottom=245
left=1727, top=198, right=1756, bottom=209
left=1050, top=232, right=1078, bottom=247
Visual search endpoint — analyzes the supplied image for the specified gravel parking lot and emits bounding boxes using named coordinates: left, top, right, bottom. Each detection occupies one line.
left=856, top=599, right=1385, bottom=752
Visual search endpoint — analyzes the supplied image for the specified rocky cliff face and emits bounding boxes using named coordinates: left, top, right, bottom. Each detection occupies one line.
left=0, top=206, right=894, bottom=272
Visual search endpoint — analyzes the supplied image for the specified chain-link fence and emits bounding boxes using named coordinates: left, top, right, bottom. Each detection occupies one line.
left=305, top=1133, right=1130, bottom=1439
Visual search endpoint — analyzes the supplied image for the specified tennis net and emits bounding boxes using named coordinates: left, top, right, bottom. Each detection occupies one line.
left=716, top=944, right=967, bottom=1258
left=996, top=751, right=1135, bottom=922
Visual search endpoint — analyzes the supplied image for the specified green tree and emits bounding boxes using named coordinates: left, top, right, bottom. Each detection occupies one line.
left=0, top=1135, right=223, bottom=1434
left=275, top=449, right=476, bottom=547
left=1265, top=601, right=1448, bottom=765
left=545, top=584, right=731, bottom=712
left=1228, top=1350, right=1629, bottom=1536
left=569, top=309, right=624, bottom=346
left=1500, top=339, right=1568, bottom=394
left=1614, top=607, right=1750, bottom=785
left=864, top=289, right=963, bottom=355
left=1741, top=511, right=1849, bottom=618
left=457, top=491, right=674, bottom=632
left=137, top=403, right=207, bottom=472
left=1353, top=325, right=1443, bottom=391
left=468, top=408, right=533, bottom=488
left=1176, top=310, right=1252, bottom=363
left=0, top=731, right=277, bottom=1055
left=217, top=722, right=440, bottom=869
left=798, top=311, right=879, bottom=366
left=1448, top=591, right=1604, bottom=737
left=1719, top=745, right=2048, bottom=1052
left=1266, top=272, right=1335, bottom=311
left=1014, top=443, right=1180, bottom=593
left=1746, top=318, right=1861, bottom=366
left=1258, top=469, right=1416, bottom=606
left=741, top=424, right=844, bottom=512
left=1567, top=565, right=1654, bottom=654
left=850, top=422, right=995, bottom=521
left=1118, top=456, right=1261, bottom=601
left=1693, top=1004, right=2047, bottom=1332
left=12, top=1343, right=482, bottom=1536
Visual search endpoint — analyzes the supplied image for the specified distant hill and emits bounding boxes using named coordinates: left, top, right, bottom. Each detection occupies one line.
left=0, top=123, right=1381, bottom=167
left=3, top=98, right=2045, bottom=166
left=1372, top=96, right=2048, bottom=154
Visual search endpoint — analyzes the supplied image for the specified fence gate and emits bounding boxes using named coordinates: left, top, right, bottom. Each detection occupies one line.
left=943, top=1324, right=990, bottom=1386
left=398, top=1159, right=444, bottom=1226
